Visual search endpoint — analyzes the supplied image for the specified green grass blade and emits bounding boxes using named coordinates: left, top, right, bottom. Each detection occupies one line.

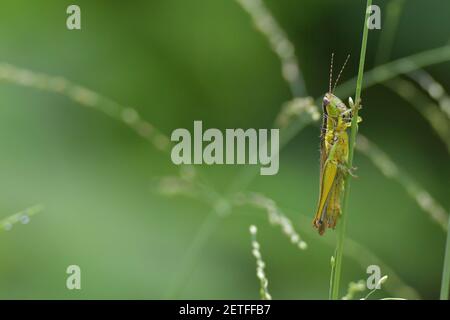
left=331, top=0, right=372, bottom=300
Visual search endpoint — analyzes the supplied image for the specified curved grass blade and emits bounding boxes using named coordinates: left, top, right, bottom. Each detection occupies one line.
left=0, top=204, right=44, bottom=234
left=235, top=0, right=306, bottom=97
left=384, top=78, right=450, bottom=153
left=335, top=45, right=450, bottom=100
left=356, top=135, right=448, bottom=230
left=0, top=63, right=171, bottom=152
left=407, top=70, right=450, bottom=120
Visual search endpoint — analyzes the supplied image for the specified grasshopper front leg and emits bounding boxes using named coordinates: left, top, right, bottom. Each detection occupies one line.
left=347, top=97, right=362, bottom=126
left=338, top=163, right=358, bottom=178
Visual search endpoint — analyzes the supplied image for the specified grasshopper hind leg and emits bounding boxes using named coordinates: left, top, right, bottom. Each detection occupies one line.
left=313, top=158, right=338, bottom=235
left=326, top=171, right=345, bottom=229
left=316, top=203, right=328, bottom=235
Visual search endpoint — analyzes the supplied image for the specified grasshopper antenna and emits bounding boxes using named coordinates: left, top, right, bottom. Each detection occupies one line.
left=329, top=53, right=334, bottom=94
left=332, top=54, right=350, bottom=93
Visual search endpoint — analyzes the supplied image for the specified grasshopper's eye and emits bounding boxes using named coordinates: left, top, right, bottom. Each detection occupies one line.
left=323, top=96, right=330, bottom=107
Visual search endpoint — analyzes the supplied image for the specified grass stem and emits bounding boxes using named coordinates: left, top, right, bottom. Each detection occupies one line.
left=440, top=217, right=450, bottom=299
left=330, top=0, right=372, bottom=300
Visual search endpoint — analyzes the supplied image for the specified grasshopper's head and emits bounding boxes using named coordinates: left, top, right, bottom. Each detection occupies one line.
left=323, top=93, right=347, bottom=118
left=324, top=53, right=351, bottom=119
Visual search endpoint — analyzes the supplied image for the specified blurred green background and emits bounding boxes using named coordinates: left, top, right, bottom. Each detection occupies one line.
left=0, top=0, right=448, bottom=299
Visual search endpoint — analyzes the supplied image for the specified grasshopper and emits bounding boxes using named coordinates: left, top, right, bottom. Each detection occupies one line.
left=313, top=54, right=361, bottom=235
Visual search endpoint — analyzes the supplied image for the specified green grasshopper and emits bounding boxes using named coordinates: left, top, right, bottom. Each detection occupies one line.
left=313, top=54, right=361, bottom=235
